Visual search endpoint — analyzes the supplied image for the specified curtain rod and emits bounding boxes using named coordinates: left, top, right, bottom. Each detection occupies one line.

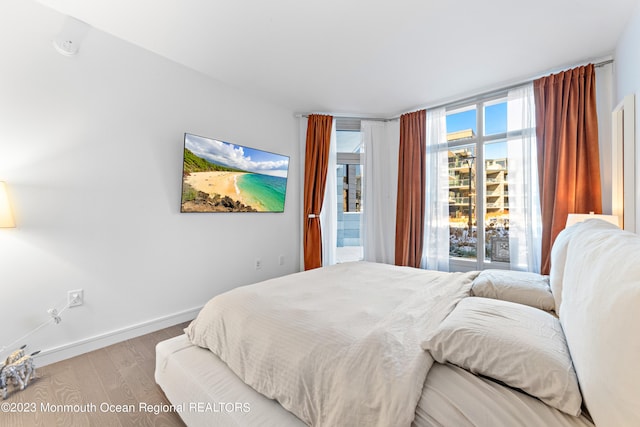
left=295, top=58, right=614, bottom=122
left=294, top=113, right=387, bottom=121
left=594, top=59, right=614, bottom=67
left=388, top=58, right=615, bottom=120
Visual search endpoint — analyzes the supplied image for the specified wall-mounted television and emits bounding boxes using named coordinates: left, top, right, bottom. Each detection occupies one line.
left=181, top=133, right=289, bottom=213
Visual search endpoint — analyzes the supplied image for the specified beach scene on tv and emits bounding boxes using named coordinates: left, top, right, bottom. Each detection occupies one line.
left=181, top=133, right=289, bottom=213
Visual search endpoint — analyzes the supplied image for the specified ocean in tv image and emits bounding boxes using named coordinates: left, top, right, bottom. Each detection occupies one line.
left=181, top=133, right=289, bottom=213
left=236, top=173, right=287, bottom=213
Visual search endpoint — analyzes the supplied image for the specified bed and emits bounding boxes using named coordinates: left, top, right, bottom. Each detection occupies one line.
left=155, top=219, right=640, bottom=426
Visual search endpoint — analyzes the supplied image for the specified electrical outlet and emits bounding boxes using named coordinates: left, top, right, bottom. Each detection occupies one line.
left=278, top=255, right=285, bottom=266
left=255, top=258, right=262, bottom=270
left=68, top=289, right=84, bottom=307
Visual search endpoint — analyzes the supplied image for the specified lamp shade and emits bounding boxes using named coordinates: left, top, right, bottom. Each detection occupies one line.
left=565, top=212, right=619, bottom=228
left=0, top=181, right=16, bottom=228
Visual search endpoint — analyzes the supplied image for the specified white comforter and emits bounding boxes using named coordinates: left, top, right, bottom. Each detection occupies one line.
left=186, top=262, right=476, bottom=427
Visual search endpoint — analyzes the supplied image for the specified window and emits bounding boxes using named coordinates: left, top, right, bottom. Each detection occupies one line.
left=336, top=121, right=363, bottom=262
left=339, top=164, right=361, bottom=212
left=446, top=95, right=511, bottom=270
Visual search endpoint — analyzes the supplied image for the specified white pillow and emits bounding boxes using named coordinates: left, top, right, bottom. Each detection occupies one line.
left=422, top=297, right=582, bottom=416
left=471, top=269, right=554, bottom=311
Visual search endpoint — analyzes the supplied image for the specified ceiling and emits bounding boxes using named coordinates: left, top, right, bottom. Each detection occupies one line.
left=37, top=0, right=639, bottom=117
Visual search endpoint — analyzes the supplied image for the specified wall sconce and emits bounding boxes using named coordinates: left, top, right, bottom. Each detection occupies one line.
left=0, top=181, right=16, bottom=228
left=565, top=212, right=620, bottom=228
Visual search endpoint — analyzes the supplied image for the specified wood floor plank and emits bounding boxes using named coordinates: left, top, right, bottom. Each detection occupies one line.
left=71, top=351, right=123, bottom=427
left=88, top=341, right=164, bottom=426
left=108, top=340, right=173, bottom=425
left=1, top=322, right=189, bottom=426
left=41, top=358, right=92, bottom=426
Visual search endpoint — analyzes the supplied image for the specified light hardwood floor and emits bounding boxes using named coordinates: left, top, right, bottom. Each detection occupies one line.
left=2, top=322, right=190, bottom=426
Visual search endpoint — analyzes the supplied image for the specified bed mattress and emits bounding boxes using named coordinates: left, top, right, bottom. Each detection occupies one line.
left=156, top=334, right=594, bottom=427
left=155, top=334, right=304, bottom=427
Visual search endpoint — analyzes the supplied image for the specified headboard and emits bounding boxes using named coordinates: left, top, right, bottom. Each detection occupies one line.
left=551, top=219, right=640, bottom=426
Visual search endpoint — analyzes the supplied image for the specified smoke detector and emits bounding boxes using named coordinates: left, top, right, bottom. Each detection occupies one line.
left=53, top=38, right=79, bottom=56
left=53, top=16, right=90, bottom=57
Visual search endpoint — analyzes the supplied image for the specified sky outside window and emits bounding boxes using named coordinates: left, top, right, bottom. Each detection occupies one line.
left=484, top=102, right=507, bottom=135
left=336, top=130, right=362, bottom=153
left=446, top=101, right=507, bottom=137
left=446, top=109, right=477, bottom=135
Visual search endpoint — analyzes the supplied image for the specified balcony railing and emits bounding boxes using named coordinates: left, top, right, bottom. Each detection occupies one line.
left=449, top=197, right=470, bottom=205
left=448, top=161, right=473, bottom=169
left=449, top=179, right=471, bottom=187
left=486, top=202, right=508, bottom=208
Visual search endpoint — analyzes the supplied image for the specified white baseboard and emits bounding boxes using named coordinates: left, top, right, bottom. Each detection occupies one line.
left=36, top=306, right=202, bottom=367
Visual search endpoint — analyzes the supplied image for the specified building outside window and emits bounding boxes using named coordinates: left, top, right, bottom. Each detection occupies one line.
left=340, top=163, right=361, bottom=213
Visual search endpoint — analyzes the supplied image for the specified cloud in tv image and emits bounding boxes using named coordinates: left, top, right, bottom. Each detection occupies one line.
left=181, top=133, right=289, bottom=213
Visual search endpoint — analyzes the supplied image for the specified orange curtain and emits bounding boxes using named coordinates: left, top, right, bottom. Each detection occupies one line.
left=395, top=110, right=427, bottom=268
left=303, top=114, right=333, bottom=270
left=534, top=64, right=602, bottom=274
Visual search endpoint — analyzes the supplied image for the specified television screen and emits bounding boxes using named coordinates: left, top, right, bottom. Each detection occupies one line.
left=181, top=133, right=289, bottom=213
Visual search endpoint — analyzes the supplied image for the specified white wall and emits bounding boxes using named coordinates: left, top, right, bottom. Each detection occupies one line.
left=0, top=0, right=300, bottom=365
left=615, top=1, right=640, bottom=232
left=596, top=63, right=614, bottom=215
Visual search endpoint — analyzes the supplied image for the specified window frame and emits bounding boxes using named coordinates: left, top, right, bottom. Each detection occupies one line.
left=335, top=125, right=364, bottom=262
left=336, top=128, right=363, bottom=214
left=446, top=92, right=513, bottom=272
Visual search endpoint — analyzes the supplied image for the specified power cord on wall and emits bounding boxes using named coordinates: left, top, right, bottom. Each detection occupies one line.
left=0, top=299, right=72, bottom=360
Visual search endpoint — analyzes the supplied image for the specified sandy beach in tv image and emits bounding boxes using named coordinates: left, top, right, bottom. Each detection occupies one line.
left=181, top=134, right=289, bottom=213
